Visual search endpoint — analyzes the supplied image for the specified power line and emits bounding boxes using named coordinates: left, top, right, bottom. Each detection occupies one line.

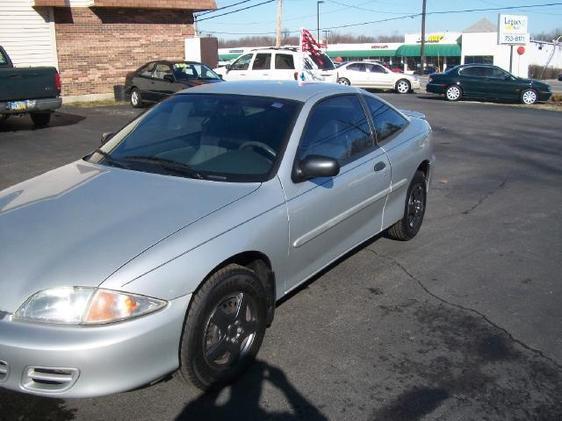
left=200, top=1, right=562, bottom=35
left=326, top=0, right=414, bottom=15
left=196, top=0, right=276, bottom=22
left=197, top=0, right=256, bottom=17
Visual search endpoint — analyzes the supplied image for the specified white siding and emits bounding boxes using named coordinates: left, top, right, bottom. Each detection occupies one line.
left=0, top=0, right=58, bottom=68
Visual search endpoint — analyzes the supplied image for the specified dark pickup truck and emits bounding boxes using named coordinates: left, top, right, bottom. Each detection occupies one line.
left=0, top=46, right=62, bottom=127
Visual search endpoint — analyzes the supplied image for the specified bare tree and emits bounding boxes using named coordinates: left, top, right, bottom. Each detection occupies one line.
left=533, top=28, right=562, bottom=41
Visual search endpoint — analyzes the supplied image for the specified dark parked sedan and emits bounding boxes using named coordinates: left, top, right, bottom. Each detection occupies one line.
left=125, top=61, right=222, bottom=108
left=426, top=64, right=551, bottom=104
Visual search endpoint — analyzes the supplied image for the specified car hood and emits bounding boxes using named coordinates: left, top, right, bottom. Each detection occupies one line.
left=0, top=160, right=259, bottom=312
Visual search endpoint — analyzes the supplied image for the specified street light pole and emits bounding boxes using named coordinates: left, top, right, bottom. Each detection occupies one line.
left=420, top=0, right=427, bottom=72
left=317, top=1, right=324, bottom=41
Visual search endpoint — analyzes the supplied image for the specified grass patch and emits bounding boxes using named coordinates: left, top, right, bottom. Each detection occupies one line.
left=66, top=99, right=128, bottom=108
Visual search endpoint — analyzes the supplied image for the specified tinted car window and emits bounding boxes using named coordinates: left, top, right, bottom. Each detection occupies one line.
left=89, top=94, right=300, bottom=182
left=483, top=67, right=509, bottom=79
left=368, top=64, right=386, bottom=73
left=230, top=54, right=253, bottom=71
left=347, top=63, right=364, bottom=72
left=364, top=96, right=408, bottom=142
left=0, top=50, right=8, bottom=64
left=297, top=95, right=373, bottom=166
left=139, top=63, right=155, bottom=77
left=275, top=54, right=295, bottom=70
left=173, top=63, right=220, bottom=80
left=252, top=53, right=271, bottom=70
left=460, top=66, right=485, bottom=77
left=153, top=64, right=173, bottom=80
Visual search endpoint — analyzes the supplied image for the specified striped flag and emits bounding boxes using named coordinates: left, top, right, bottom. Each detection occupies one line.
left=300, top=28, right=325, bottom=66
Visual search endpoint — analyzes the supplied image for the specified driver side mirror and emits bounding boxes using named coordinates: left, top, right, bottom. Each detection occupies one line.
left=100, top=131, right=114, bottom=145
left=293, top=155, right=340, bottom=183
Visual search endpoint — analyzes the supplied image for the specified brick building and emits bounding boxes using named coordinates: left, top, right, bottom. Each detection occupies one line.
left=0, top=0, right=216, bottom=97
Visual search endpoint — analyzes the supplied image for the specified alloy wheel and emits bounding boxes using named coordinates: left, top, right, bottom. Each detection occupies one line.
left=131, top=90, right=139, bottom=106
left=397, top=80, right=410, bottom=94
left=522, top=90, right=537, bottom=105
left=446, top=86, right=461, bottom=101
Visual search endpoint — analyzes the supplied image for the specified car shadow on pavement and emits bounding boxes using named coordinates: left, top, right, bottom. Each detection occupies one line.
left=176, top=360, right=328, bottom=421
left=0, top=111, right=85, bottom=133
left=0, top=389, right=76, bottom=421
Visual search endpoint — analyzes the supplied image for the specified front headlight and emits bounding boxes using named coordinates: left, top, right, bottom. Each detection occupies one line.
left=14, top=287, right=166, bottom=325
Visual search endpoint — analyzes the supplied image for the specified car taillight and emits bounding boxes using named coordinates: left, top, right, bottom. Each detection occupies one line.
left=428, top=77, right=433, bottom=83
left=54, top=72, right=62, bottom=92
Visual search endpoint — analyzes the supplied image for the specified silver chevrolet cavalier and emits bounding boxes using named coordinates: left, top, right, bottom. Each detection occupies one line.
left=0, top=81, right=433, bottom=397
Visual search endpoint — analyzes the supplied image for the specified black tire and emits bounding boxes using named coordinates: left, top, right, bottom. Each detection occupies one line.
left=129, top=87, right=144, bottom=108
left=520, top=89, right=537, bottom=105
left=395, top=79, right=411, bottom=94
left=387, top=171, right=427, bottom=241
left=30, top=112, right=51, bottom=127
left=445, top=85, right=462, bottom=102
left=178, top=264, right=267, bottom=390
left=0, top=115, right=8, bottom=124
left=337, top=77, right=351, bottom=86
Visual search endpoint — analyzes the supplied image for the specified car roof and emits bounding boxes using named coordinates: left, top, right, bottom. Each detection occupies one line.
left=177, top=80, right=359, bottom=102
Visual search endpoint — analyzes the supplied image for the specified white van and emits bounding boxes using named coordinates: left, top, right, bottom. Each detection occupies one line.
left=215, top=48, right=337, bottom=83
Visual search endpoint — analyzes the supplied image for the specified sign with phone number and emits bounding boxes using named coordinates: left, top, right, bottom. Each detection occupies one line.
left=498, top=14, right=529, bottom=45
left=500, top=33, right=529, bottom=45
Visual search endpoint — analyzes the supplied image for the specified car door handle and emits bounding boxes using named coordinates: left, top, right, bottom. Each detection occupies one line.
left=374, top=161, right=386, bottom=172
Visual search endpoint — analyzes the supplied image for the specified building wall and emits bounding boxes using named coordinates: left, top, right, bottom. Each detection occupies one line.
left=461, top=32, right=530, bottom=78
left=53, top=7, right=195, bottom=95
left=0, top=0, right=58, bottom=68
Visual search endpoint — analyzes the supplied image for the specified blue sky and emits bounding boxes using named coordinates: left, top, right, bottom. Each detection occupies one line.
left=197, top=0, right=562, bottom=40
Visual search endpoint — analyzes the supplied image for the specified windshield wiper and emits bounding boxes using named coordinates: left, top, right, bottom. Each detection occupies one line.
left=91, top=148, right=129, bottom=169
left=121, top=156, right=207, bottom=180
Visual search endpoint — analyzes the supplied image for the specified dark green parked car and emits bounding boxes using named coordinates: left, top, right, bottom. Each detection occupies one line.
left=426, top=64, right=552, bottom=105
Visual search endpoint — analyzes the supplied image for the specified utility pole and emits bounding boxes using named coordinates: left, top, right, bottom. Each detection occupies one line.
left=317, top=1, right=324, bottom=41
left=275, top=0, right=283, bottom=48
left=420, top=0, right=427, bottom=72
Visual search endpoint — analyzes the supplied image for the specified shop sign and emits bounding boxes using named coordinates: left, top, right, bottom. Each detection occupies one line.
left=498, top=14, right=529, bottom=45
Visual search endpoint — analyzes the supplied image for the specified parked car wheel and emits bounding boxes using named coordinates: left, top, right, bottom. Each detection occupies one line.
left=30, top=112, right=51, bottom=127
left=395, top=79, right=411, bottom=94
left=445, top=85, right=462, bottom=102
left=130, top=88, right=144, bottom=108
left=387, top=171, right=427, bottom=241
left=337, top=77, right=351, bottom=86
left=0, top=115, right=9, bottom=124
left=521, top=89, right=537, bottom=105
left=178, top=264, right=267, bottom=390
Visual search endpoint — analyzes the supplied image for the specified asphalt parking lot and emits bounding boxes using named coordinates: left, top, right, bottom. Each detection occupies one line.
left=1, top=93, right=561, bottom=421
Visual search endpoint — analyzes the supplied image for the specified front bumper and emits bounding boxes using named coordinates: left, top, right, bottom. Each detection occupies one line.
left=537, top=90, right=552, bottom=102
left=0, top=294, right=190, bottom=398
left=1, top=97, right=62, bottom=115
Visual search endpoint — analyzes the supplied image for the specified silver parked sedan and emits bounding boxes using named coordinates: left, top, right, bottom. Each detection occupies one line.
left=0, top=81, right=433, bottom=397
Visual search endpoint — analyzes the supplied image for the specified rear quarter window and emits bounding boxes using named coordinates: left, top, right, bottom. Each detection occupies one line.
left=275, top=54, right=295, bottom=70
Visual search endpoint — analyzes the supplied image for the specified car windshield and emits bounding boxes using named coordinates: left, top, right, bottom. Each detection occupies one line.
left=87, top=94, right=301, bottom=182
left=0, top=49, right=7, bottom=65
left=173, top=63, right=221, bottom=80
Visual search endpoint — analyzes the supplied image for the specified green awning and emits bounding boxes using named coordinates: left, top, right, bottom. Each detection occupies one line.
left=219, top=53, right=243, bottom=61
left=326, top=49, right=396, bottom=58
left=395, top=44, right=461, bottom=57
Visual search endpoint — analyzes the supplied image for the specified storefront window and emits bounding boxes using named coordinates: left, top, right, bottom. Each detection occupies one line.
left=464, top=56, right=494, bottom=65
